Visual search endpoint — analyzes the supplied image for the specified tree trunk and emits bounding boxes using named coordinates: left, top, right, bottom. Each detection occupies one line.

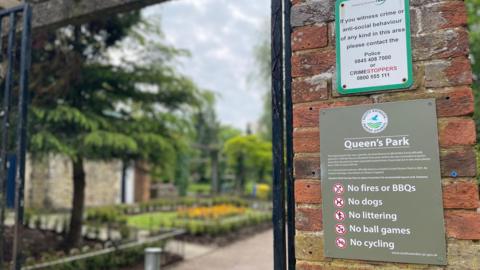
left=121, top=160, right=128, bottom=203
left=235, top=154, right=245, bottom=195
left=210, top=149, right=219, bottom=195
left=258, top=167, right=265, bottom=184
left=64, top=157, right=86, bottom=250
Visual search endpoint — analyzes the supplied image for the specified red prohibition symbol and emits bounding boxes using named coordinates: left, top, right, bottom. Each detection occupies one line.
left=333, top=183, right=345, bottom=195
left=334, top=210, right=346, bottom=222
left=336, top=237, right=347, bottom=249
left=335, top=224, right=347, bottom=235
left=334, top=197, right=345, bottom=208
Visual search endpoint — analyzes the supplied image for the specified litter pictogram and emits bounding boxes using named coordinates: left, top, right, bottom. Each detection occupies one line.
left=335, top=210, right=346, bottom=222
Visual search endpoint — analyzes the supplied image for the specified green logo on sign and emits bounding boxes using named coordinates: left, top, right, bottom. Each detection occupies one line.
left=367, top=121, right=382, bottom=129
left=376, top=0, right=386, bottom=5
left=362, top=109, right=388, bottom=133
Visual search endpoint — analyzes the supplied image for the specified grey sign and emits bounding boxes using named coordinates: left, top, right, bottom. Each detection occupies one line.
left=320, top=99, right=447, bottom=265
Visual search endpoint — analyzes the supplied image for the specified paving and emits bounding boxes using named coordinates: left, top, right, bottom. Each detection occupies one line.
left=166, top=229, right=273, bottom=270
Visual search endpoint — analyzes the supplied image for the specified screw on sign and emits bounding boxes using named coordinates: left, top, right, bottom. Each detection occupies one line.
left=335, top=210, right=346, bottom=222
left=335, top=224, right=347, bottom=235
left=336, top=237, right=347, bottom=249
left=334, top=197, right=345, bottom=208
left=333, top=183, right=345, bottom=195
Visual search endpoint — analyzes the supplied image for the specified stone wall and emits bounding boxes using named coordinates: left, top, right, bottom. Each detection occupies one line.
left=25, top=155, right=122, bottom=209
left=291, top=0, right=480, bottom=269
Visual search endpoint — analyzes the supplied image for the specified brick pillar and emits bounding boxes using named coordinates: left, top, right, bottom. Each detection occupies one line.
left=291, top=0, right=480, bottom=269
left=134, top=161, right=151, bottom=203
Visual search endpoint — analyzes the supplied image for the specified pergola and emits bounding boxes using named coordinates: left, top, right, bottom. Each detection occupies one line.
left=0, top=0, right=171, bottom=31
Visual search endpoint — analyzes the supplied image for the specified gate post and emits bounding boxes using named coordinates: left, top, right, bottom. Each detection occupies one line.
left=290, top=0, right=480, bottom=269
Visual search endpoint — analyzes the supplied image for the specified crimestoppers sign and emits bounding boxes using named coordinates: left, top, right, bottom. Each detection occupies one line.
left=320, top=99, right=447, bottom=265
left=336, top=0, right=413, bottom=94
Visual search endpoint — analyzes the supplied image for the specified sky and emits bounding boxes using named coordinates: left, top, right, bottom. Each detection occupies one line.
left=142, top=0, right=270, bottom=130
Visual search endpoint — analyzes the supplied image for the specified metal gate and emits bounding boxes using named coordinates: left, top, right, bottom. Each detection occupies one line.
left=0, top=1, right=284, bottom=270
left=0, top=3, right=32, bottom=270
left=271, top=0, right=295, bottom=269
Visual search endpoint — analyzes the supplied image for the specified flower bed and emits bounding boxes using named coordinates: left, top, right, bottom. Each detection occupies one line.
left=86, top=196, right=251, bottom=217
left=178, top=204, right=247, bottom=220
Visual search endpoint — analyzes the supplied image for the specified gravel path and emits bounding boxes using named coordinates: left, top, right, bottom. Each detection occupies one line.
left=166, top=229, right=273, bottom=270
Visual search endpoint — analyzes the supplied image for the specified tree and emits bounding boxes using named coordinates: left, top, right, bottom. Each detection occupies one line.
left=467, top=0, right=480, bottom=140
left=250, top=22, right=272, bottom=140
left=191, top=92, right=221, bottom=193
left=29, top=13, right=201, bottom=249
left=224, top=135, right=272, bottom=194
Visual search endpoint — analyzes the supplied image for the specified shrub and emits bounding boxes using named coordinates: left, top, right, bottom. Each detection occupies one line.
left=85, top=207, right=126, bottom=225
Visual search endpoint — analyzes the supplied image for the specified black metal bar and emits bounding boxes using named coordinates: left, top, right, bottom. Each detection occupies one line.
left=5, top=11, right=18, bottom=270
left=0, top=11, right=17, bottom=270
left=0, top=5, right=25, bottom=18
left=13, top=4, right=32, bottom=270
left=271, top=0, right=286, bottom=269
left=0, top=13, right=7, bottom=270
left=283, top=0, right=295, bottom=268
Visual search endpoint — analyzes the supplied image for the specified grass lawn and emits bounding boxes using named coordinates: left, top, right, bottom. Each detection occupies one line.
left=127, top=212, right=178, bottom=230
left=187, top=183, right=211, bottom=195
left=127, top=210, right=271, bottom=235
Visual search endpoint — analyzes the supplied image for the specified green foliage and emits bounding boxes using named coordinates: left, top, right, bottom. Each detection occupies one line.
left=174, top=150, right=191, bottom=196
left=188, top=183, right=211, bottom=195
left=37, top=240, right=167, bottom=270
left=219, top=126, right=242, bottom=142
left=29, top=13, right=203, bottom=171
left=87, top=196, right=251, bottom=218
left=85, top=207, right=126, bottom=225
left=224, top=135, right=273, bottom=192
left=190, top=92, right=221, bottom=184
left=467, top=1, right=480, bottom=140
left=127, top=210, right=271, bottom=237
left=28, top=12, right=206, bottom=248
left=250, top=21, right=272, bottom=140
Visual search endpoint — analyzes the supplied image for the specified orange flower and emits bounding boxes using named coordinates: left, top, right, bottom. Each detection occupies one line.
left=178, top=204, right=246, bottom=220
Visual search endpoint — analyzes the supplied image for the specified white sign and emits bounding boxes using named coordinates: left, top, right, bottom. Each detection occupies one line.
left=336, top=0, right=413, bottom=94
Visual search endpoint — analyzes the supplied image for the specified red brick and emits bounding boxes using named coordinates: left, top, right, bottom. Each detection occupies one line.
left=374, top=87, right=474, bottom=118
left=425, top=58, right=473, bottom=88
left=294, top=103, right=329, bottom=128
left=294, top=129, right=319, bottom=153
left=445, top=211, right=480, bottom=240
left=419, top=2, right=467, bottom=33
left=294, top=157, right=320, bottom=179
left=411, top=0, right=448, bottom=6
left=443, top=181, right=480, bottom=209
left=440, top=147, right=477, bottom=178
left=297, top=262, right=327, bottom=270
left=293, top=76, right=329, bottom=104
left=438, top=118, right=476, bottom=147
left=296, top=207, right=323, bottom=231
left=328, top=22, right=335, bottom=47
left=293, top=98, right=371, bottom=128
left=292, top=49, right=336, bottom=78
left=413, top=28, right=469, bottom=61
left=295, top=233, right=326, bottom=261
left=295, top=179, right=321, bottom=204
left=291, top=0, right=304, bottom=6
left=445, top=58, right=473, bottom=85
left=292, top=25, right=328, bottom=51
left=435, top=87, right=474, bottom=117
